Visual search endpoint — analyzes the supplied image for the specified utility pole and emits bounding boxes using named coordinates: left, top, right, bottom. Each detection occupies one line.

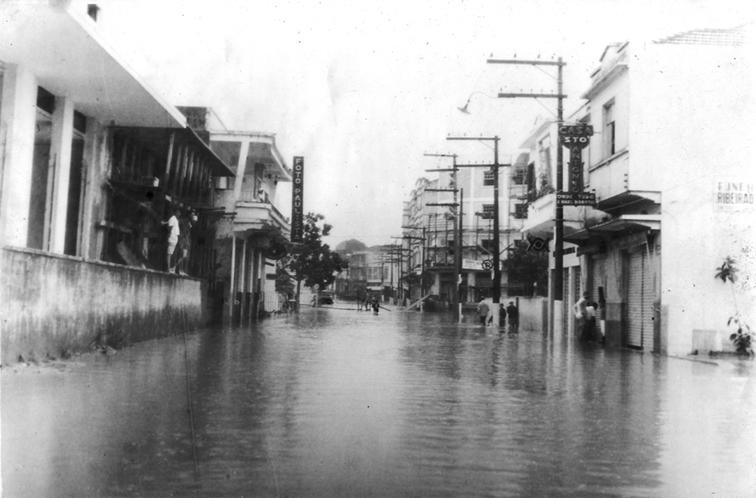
left=393, top=233, right=425, bottom=306
left=401, top=225, right=427, bottom=302
left=486, top=56, right=566, bottom=333
left=457, top=187, right=464, bottom=323
left=424, top=153, right=459, bottom=320
left=447, top=136, right=503, bottom=327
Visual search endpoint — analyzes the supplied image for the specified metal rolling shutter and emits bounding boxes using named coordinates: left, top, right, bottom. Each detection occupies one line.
left=641, top=254, right=655, bottom=350
left=626, top=251, right=644, bottom=348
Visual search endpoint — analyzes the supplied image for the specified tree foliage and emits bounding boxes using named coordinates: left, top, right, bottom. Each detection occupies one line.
left=504, top=241, right=548, bottom=296
left=288, top=213, right=347, bottom=290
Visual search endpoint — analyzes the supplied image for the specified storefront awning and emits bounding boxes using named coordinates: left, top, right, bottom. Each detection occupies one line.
left=565, top=214, right=661, bottom=243
left=520, top=219, right=586, bottom=240
left=0, top=1, right=187, bottom=128
left=596, top=190, right=661, bottom=212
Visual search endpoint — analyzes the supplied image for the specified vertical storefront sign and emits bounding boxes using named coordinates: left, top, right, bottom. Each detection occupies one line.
left=291, top=156, right=304, bottom=243
left=558, top=124, right=595, bottom=206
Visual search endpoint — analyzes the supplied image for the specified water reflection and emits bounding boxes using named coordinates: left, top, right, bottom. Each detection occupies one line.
left=2, top=308, right=754, bottom=496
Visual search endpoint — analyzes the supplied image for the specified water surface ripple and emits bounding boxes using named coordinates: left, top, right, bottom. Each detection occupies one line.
left=3, top=308, right=755, bottom=496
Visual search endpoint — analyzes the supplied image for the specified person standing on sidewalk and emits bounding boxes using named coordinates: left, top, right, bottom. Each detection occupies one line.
left=506, top=301, right=519, bottom=334
left=477, top=298, right=490, bottom=326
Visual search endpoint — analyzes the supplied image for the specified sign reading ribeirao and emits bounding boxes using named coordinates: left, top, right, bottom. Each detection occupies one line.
left=559, top=123, right=594, bottom=193
left=291, top=156, right=304, bottom=243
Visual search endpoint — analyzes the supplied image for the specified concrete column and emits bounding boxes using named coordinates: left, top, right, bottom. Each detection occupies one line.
left=228, top=234, right=236, bottom=322
left=553, top=300, right=564, bottom=336
left=466, top=271, right=475, bottom=289
left=79, top=119, right=101, bottom=259
left=249, top=247, right=258, bottom=319
left=49, top=96, right=75, bottom=253
left=240, top=237, right=247, bottom=326
left=240, top=237, right=247, bottom=292
left=231, top=139, right=249, bottom=205
left=0, top=64, right=37, bottom=247
left=256, top=249, right=264, bottom=319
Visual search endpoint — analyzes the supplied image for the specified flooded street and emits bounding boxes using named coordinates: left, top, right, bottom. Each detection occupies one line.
left=3, top=307, right=755, bottom=497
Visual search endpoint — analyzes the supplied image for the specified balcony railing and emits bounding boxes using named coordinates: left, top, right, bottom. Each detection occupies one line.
left=589, top=149, right=629, bottom=202
left=234, top=199, right=290, bottom=233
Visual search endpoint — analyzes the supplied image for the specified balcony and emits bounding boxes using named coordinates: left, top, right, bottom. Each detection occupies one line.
left=234, top=200, right=290, bottom=235
left=588, top=149, right=660, bottom=212
left=589, top=149, right=629, bottom=203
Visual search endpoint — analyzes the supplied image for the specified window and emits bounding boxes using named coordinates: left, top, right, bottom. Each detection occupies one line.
left=214, top=177, right=229, bottom=190
left=481, top=204, right=495, bottom=220
left=483, top=170, right=494, bottom=186
left=514, top=203, right=528, bottom=219
left=481, top=239, right=494, bottom=254
left=603, top=100, right=615, bottom=157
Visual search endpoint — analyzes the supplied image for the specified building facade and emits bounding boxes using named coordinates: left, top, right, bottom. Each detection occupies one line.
left=184, top=109, right=292, bottom=324
left=0, top=1, right=236, bottom=363
left=334, top=243, right=397, bottom=302
left=522, top=27, right=755, bottom=355
left=402, top=154, right=530, bottom=308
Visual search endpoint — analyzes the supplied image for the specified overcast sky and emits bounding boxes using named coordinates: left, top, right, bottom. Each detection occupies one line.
left=101, top=0, right=754, bottom=247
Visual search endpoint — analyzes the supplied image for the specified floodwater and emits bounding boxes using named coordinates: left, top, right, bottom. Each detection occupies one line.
left=2, top=307, right=755, bottom=497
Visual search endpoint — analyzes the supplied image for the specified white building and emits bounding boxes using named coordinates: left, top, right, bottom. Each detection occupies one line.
left=180, top=107, right=292, bottom=323
left=522, top=26, right=755, bottom=355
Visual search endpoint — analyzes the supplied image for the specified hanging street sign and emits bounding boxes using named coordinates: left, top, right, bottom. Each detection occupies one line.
left=463, top=258, right=485, bottom=271
left=291, top=156, right=304, bottom=243
left=556, top=191, right=596, bottom=206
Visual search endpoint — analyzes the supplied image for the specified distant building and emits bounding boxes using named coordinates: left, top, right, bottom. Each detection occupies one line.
left=402, top=154, right=529, bottom=307
left=334, top=240, right=396, bottom=302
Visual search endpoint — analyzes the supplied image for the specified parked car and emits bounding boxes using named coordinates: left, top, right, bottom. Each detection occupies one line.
left=317, top=291, right=334, bottom=305
left=423, top=295, right=445, bottom=312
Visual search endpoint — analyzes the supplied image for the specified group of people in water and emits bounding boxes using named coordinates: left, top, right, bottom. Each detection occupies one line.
left=357, top=294, right=382, bottom=314
left=574, top=292, right=604, bottom=343
left=476, top=299, right=520, bottom=333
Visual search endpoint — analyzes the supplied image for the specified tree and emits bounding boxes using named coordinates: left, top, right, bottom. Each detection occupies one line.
left=287, top=213, right=346, bottom=306
left=504, top=240, right=548, bottom=296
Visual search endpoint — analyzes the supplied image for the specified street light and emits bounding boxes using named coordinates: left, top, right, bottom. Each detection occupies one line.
left=457, top=91, right=496, bottom=115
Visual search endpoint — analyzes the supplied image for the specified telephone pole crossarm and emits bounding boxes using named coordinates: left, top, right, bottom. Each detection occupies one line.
left=487, top=58, right=565, bottom=66
left=497, top=93, right=567, bottom=99
left=455, top=163, right=512, bottom=168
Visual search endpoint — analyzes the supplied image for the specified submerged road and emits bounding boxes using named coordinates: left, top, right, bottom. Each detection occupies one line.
left=2, top=306, right=755, bottom=496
